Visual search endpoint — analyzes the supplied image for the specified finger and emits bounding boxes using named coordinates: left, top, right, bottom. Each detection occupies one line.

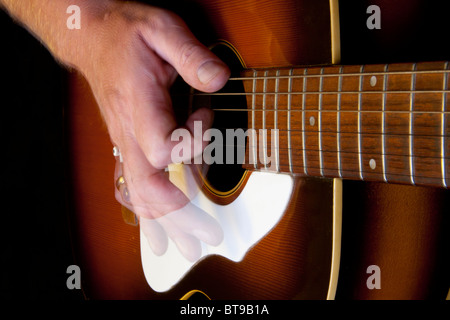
left=140, top=216, right=169, bottom=256
left=132, top=80, right=214, bottom=169
left=167, top=163, right=208, bottom=201
left=119, top=136, right=190, bottom=219
left=121, top=30, right=216, bottom=169
left=156, top=213, right=203, bottom=262
left=171, top=234, right=202, bottom=263
left=168, top=202, right=224, bottom=246
left=140, top=10, right=230, bottom=93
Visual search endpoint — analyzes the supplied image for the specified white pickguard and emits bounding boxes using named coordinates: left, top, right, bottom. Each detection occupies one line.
left=140, top=170, right=294, bottom=292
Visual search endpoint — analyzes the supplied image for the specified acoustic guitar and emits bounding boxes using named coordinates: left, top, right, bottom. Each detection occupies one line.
left=66, top=0, right=449, bottom=299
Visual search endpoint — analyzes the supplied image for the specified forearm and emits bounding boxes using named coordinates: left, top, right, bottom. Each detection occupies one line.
left=0, top=0, right=109, bottom=70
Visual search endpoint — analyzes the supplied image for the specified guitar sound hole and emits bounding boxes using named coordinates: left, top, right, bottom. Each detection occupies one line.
left=171, top=43, right=247, bottom=194
left=196, top=44, right=248, bottom=193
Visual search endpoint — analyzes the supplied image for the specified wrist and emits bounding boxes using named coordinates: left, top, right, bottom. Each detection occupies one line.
left=52, top=0, right=113, bottom=72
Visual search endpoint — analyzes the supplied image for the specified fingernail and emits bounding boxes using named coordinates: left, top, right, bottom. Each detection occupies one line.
left=197, top=60, right=224, bottom=84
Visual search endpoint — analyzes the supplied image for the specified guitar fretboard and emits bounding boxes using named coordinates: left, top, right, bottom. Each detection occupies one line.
left=235, top=61, right=450, bottom=188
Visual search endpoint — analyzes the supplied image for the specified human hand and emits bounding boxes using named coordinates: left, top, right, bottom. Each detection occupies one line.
left=75, top=1, right=229, bottom=260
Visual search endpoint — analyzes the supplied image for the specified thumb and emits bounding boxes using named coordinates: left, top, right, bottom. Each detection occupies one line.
left=140, top=10, right=230, bottom=92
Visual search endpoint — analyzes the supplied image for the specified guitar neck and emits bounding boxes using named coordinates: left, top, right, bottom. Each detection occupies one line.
left=239, top=61, right=450, bottom=188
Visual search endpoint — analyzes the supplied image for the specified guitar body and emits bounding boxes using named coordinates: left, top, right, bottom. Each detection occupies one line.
left=67, top=0, right=339, bottom=300
left=66, top=0, right=449, bottom=299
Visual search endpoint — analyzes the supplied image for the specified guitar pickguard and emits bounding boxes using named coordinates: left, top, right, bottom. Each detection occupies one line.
left=140, top=170, right=293, bottom=292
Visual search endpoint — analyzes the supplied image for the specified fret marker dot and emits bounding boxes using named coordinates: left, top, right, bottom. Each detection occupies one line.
left=370, top=76, right=377, bottom=87
left=309, top=116, right=315, bottom=126
left=369, top=159, right=376, bottom=170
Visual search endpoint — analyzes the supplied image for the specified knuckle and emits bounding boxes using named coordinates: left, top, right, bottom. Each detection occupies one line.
left=146, top=10, right=175, bottom=31
left=147, top=147, right=170, bottom=169
left=178, top=41, right=201, bottom=69
left=133, top=131, right=169, bottom=169
left=131, top=179, right=157, bottom=216
left=140, top=7, right=181, bottom=37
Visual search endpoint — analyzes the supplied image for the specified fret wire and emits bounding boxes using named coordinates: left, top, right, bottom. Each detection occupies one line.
left=262, top=71, right=268, bottom=169
left=442, top=62, right=449, bottom=187
left=337, top=66, right=343, bottom=178
left=409, top=63, right=417, bottom=185
left=358, top=65, right=364, bottom=180
left=251, top=71, right=257, bottom=168
left=287, top=68, right=293, bottom=174
left=319, top=67, right=324, bottom=176
left=274, top=70, right=280, bottom=173
left=382, top=64, right=388, bottom=183
left=302, top=68, right=308, bottom=175
left=230, top=68, right=450, bottom=81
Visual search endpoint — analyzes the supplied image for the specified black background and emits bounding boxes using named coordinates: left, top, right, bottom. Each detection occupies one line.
left=0, top=9, right=81, bottom=300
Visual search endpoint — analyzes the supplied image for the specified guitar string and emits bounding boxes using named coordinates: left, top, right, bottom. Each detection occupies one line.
left=228, top=69, right=450, bottom=81
left=209, top=108, right=450, bottom=114
left=175, top=68, right=450, bottom=107
left=178, top=68, right=450, bottom=181
left=193, top=152, right=448, bottom=181
left=245, top=163, right=448, bottom=182
left=194, top=155, right=447, bottom=182
left=205, top=143, right=449, bottom=160
left=197, top=146, right=449, bottom=181
left=189, top=89, right=450, bottom=96
left=189, top=109, right=450, bottom=139
left=206, top=126, right=450, bottom=137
